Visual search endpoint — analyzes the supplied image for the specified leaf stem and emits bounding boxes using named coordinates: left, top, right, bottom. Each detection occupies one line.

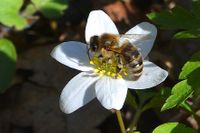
left=128, top=108, right=142, bottom=133
left=116, top=110, right=127, bottom=133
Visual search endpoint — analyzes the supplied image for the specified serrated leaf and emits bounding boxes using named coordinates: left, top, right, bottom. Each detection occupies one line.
left=0, top=39, right=17, bottom=93
left=31, top=0, right=68, bottom=18
left=147, top=6, right=200, bottom=30
left=161, top=80, right=193, bottom=111
left=174, top=30, right=200, bottom=39
left=142, top=88, right=171, bottom=112
left=179, top=51, right=200, bottom=79
left=153, top=122, right=197, bottom=133
left=0, top=0, right=28, bottom=30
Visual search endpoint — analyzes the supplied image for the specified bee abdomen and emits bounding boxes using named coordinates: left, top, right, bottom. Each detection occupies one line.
left=127, top=55, right=143, bottom=80
left=121, top=43, right=143, bottom=80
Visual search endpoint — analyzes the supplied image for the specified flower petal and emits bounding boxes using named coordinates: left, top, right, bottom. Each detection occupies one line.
left=125, top=22, right=157, bottom=58
left=85, top=10, right=119, bottom=43
left=51, top=41, right=93, bottom=71
left=95, top=76, right=128, bottom=110
left=60, top=72, right=100, bottom=114
left=125, top=60, right=168, bottom=89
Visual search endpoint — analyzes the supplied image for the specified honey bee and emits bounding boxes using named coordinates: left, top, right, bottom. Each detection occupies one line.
left=88, top=33, right=150, bottom=80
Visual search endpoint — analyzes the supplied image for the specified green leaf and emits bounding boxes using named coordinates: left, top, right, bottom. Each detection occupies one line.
left=147, top=6, right=200, bottom=30
left=31, top=0, right=68, bottom=18
left=136, top=90, right=156, bottom=106
left=179, top=51, right=200, bottom=79
left=161, top=80, right=193, bottom=111
left=142, top=88, right=171, bottom=112
left=0, top=39, right=17, bottom=93
left=191, top=0, right=200, bottom=21
left=126, top=91, right=138, bottom=109
left=23, top=4, right=38, bottom=17
left=153, top=122, right=197, bottom=133
left=0, top=0, right=28, bottom=30
left=174, top=30, right=200, bottom=39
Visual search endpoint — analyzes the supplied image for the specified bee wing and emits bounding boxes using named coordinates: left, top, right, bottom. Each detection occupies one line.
left=120, top=34, right=154, bottom=41
left=125, top=22, right=157, bottom=58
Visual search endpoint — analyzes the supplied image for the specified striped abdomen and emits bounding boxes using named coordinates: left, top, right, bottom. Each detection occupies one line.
left=121, top=43, right=143, bottom=80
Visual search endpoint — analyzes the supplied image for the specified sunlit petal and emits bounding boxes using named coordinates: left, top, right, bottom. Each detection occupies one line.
left=125, top=60, right=168, bottom=89
left=95, top=76, right=128, bottom=110
left=85, top=10, right=119, bottom=43
left=125, top=22, right=157, bottom=58
left=51, top=41, right=93, bottom=71
left=60, top=72, right=100, bottom=114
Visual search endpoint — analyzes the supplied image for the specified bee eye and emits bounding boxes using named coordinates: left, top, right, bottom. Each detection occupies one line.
left=89, top=35, right=99, bottom=51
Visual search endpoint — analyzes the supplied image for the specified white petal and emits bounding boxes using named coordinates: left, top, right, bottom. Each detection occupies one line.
left=95, top=76, right=128, bottom=110
left=85, top=10, right=119, bottom=43
left=125, top=60, right=168, bottom=89
left=60, top=72, right=100, bottom=114
left=51, top=41, right=93, bottom=71
left=125, top=22, right=157, bottom=58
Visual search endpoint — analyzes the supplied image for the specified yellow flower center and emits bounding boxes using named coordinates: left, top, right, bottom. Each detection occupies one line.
left=89, top=51, right=127, bottom=79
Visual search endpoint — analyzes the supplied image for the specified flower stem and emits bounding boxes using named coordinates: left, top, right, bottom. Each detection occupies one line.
left=128, top=109, right=142, bottom=133
left=116, top=110, right=126, bottom=133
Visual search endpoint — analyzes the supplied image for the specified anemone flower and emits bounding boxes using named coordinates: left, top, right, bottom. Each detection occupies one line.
left=51, top=10, right=168, bottom=114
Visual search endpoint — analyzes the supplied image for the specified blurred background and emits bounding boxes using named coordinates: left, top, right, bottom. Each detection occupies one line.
left=0, top=0, right=200, bottom=133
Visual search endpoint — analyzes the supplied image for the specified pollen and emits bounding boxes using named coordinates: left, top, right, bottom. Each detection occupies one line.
left=89, top=51, right=128, bottom=79
left=99, top=70, right=105, bottom=75
left=124, top=72, right=128, bottom=76
left=94, top=68, right=99, bottom=73
left=111, top=73, right=116, bottom=77
left=117, top=74, right=122, bottom=78
left=107, top=71, right=111, bottom=76
left=89, top=60, right=94, bottom=65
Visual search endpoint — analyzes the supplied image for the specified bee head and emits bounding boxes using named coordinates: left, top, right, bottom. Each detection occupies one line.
left=89, top=35, right=99, bottom=52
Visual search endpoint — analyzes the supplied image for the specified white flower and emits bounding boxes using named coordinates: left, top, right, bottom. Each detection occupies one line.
left=51, top=10, right=168, bottom=114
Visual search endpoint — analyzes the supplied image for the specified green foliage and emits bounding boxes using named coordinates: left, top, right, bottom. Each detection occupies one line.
left=179, top=51, right=200, bottom=79
left=0, top=0, right=28, bottom=30
left=174, top=30, right=200, bottom=39
left=161, top=80, right=193, bottom=111
left=148, top=0, right=200, bottom=113
left=30, top=0, right=68, bottom=18
left=187, top=68, right=200, bottom=97
left=0, top=39, right=17, bottom=93
left=147, top=0, right=200, bottom=39
left=136, top=90, right=156, bottom=106
left=153, top=122, right=197, bottom=133
left=142, top=88, right=171, bottom=112
left=161, top=51, right=200, bottom=111
left=126, top=91, right=137, bottom=109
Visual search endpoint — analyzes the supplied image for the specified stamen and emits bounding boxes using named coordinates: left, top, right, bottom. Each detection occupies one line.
left=94, top=68, right=99, bottom=73
left=117, top=74, right=122, bottom=78
left=89, top=60, right=94, bottom=65
left=89, top=49, right=128, bottom=79
left=111, top=73, right=116, bottom=77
